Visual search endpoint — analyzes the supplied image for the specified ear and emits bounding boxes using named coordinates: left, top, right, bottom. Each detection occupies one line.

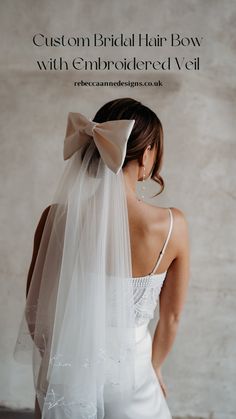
left=142, top=144, right=152, bottom=165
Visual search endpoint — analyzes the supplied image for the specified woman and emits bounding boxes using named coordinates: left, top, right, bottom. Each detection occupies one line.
left=15, top=98, right=190, bottom=418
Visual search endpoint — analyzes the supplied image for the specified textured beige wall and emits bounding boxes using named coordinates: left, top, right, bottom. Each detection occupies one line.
left=0, top=1, right=235, bottom=418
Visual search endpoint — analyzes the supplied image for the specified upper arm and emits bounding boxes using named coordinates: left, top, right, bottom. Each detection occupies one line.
left=26, top=205, right=52, bottom=298
left=159, top=207, right=190, bottom=324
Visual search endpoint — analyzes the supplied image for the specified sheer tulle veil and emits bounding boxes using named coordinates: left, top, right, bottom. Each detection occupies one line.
left=13, top=112, right=137, bottom=418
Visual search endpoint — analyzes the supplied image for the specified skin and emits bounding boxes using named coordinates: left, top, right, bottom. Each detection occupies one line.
left=28, top=145, right=190, bottom=416
left=123, top=144, right=190, bottom=399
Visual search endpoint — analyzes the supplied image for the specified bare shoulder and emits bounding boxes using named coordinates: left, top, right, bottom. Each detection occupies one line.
left=152, top=204, right=188, bottom=227
left=169, top=206, right=190, bottom=255
left=169, top=206, right=189, bottom=227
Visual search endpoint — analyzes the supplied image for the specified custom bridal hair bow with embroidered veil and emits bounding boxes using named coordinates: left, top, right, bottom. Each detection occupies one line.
left=14, top=112, right=136, bottom=418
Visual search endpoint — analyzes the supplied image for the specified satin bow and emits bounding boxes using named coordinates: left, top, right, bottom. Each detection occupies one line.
left=63, top=112, right=135, bottom=174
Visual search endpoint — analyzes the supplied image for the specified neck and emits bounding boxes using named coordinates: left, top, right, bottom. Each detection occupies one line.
left=122, top=163, right=140, bottom=202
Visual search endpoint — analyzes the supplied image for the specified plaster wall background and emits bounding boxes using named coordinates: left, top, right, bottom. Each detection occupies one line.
left=0, top=1, right=235, bottom=418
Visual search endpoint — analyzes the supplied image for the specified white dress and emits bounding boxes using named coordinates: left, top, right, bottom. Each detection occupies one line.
left=104, top=208, right=173, bottom=419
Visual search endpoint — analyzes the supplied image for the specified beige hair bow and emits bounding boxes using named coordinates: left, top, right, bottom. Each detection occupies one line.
left=63, top=112, right=135, bottom=174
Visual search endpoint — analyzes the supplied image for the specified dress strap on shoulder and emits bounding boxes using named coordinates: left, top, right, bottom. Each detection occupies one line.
left=161, top=208, right=173, bottom=255
left=150, top=208, right=173, bottom=275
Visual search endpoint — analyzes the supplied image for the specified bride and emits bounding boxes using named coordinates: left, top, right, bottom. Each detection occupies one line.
left=14, top=97, right=190, bottom=419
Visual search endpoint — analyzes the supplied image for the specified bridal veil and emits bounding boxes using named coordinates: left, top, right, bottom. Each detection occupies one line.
left=13, top=112, right=137, bottom=418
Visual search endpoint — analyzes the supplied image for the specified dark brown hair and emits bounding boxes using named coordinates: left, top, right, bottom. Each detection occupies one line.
left=83, top=97, right=164, bottom=196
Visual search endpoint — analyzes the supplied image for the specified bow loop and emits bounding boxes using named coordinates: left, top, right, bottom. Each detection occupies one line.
left=63, top=112, right=135, bottom=174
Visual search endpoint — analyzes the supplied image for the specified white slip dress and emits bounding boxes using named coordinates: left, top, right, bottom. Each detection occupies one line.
left=104, top=208, right=173, bottom=419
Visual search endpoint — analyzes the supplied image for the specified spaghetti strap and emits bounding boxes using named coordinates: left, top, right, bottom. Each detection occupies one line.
left=149, top=208, right=173, bottom=275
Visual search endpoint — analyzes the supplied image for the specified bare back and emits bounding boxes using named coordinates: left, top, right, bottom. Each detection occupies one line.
left=127, top=199, right=176, bottom=277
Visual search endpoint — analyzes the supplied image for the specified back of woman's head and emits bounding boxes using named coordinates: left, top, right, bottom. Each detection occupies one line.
left=84, top=97, right=164, bottom=196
